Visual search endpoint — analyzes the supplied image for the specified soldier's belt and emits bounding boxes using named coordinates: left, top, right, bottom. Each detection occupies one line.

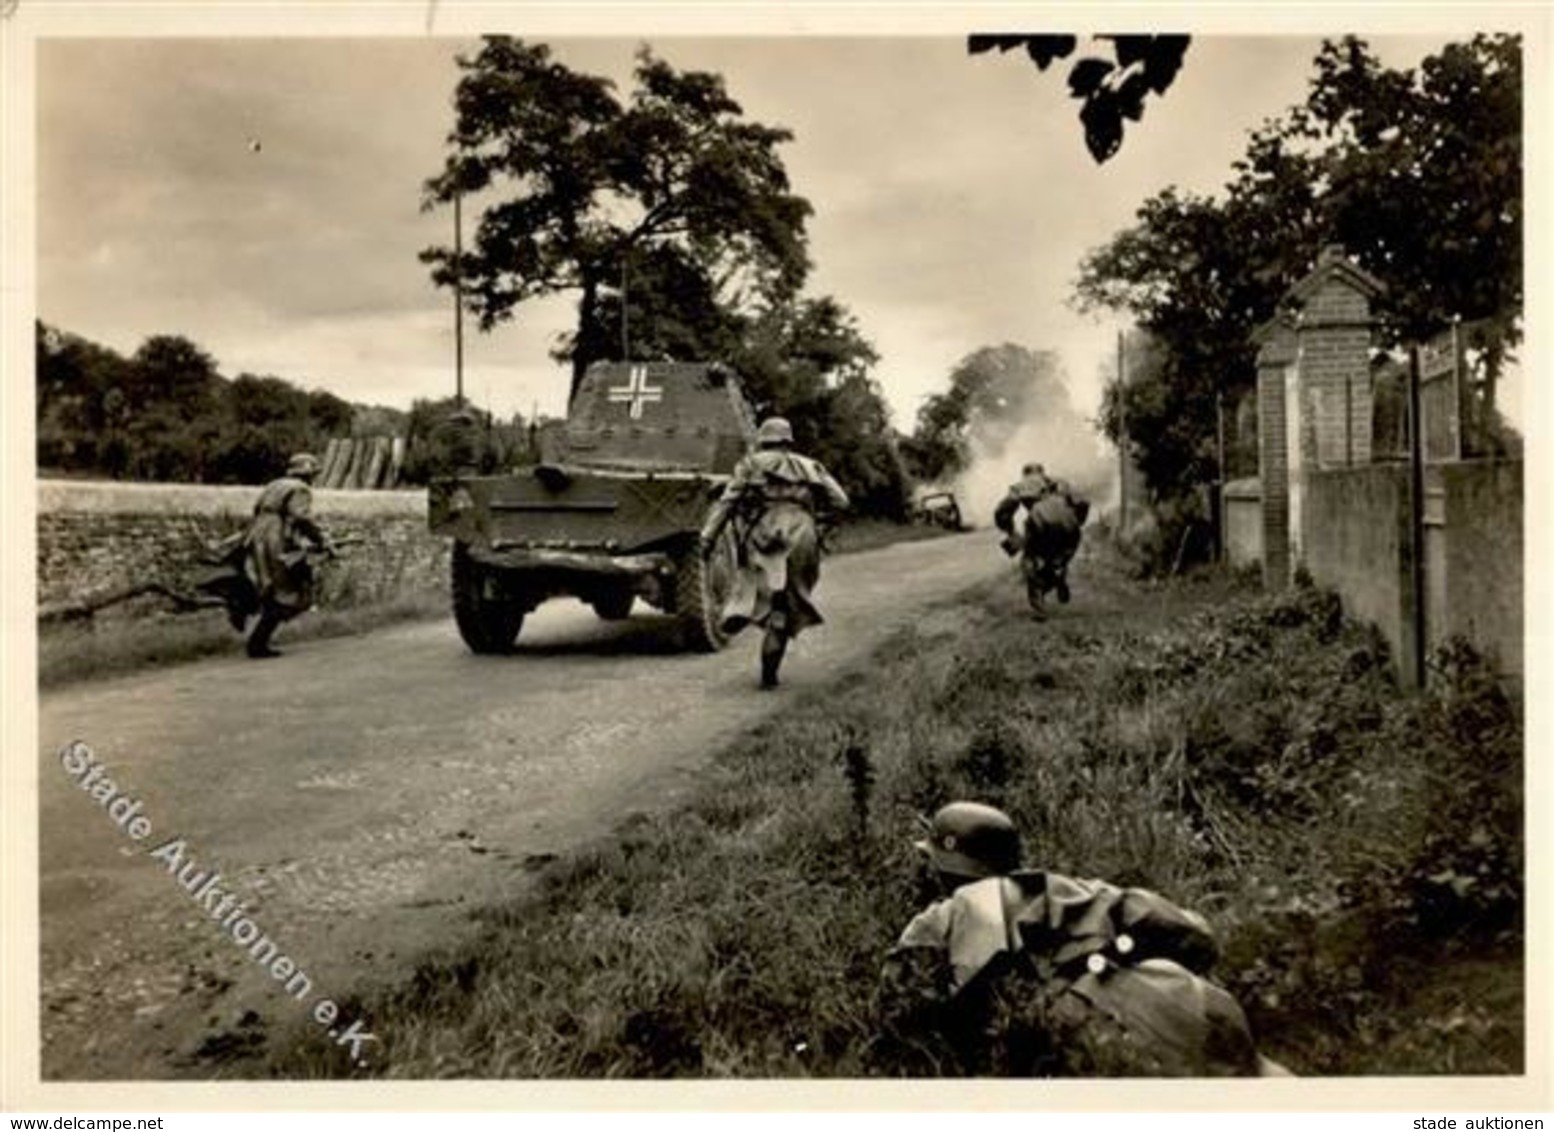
left=760, top=489, right=814, bottom=505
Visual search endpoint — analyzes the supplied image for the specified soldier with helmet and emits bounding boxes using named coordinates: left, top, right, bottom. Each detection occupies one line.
left=993, top=463, right=1089, bottom=614
left=238, top=452, right=337, bottom=658
left=699, top=416, right=850, bottom=688
left=880, top=800, right=1288, bottom=1077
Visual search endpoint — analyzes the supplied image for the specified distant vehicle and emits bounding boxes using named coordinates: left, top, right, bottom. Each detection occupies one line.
left=913, top=490, right=965, bottom=531
left=427, top=361, right=757, bottom=654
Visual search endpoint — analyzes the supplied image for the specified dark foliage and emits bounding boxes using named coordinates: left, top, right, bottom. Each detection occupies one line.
left=969, top=35, right=1191, bottom=162
left=1078, top=35, right=1522, bottom=501
left=421, top=38, right=813, bottom=397
left=36, top=322, right=362, bottom=485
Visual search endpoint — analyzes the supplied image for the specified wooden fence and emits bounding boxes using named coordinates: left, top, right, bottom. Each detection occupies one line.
left=318, top=435, right=405, bottom=490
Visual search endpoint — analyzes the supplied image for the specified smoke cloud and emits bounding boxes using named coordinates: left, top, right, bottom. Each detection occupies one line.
left=950, top=372, right=1117, bottom=531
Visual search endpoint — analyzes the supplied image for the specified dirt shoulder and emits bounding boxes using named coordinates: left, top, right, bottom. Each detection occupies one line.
left=37, top=530, right=1002, bottom=1081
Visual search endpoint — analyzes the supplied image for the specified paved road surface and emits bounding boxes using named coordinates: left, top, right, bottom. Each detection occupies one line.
left=37, top=532, right=1003, bottom=1079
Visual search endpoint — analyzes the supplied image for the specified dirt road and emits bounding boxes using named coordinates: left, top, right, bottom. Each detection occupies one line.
left=37, top=531, right=1005, bottom=1079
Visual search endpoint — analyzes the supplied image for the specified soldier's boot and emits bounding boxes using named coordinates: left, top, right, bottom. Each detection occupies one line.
left=760, top=629, right=788, bottom=689
left=246, top=608, right=283, bottom=659
left=1055, top=572, right=1071, bottom=604
left=1025, top=575, right=1047, bottom=620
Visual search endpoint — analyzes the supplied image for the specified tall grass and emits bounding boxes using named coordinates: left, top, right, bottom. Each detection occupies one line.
left=265, top=546, right=1522, bottom=1079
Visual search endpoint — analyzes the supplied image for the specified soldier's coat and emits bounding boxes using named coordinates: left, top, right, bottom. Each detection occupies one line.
left=244, top=476, right=322, bottom=614
left=882, top=871, right=1267, bottom=1077
left=709, top=448, right=850, bottom=635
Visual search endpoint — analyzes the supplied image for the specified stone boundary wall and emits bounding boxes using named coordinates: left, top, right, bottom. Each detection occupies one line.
left=1434, top=459, right=1522, bottom=676
left=1302, top=465, right=1417, bottom=683
left=1301, top=459, right=1522, bottom=685
left=37, top=479, right=447, bottom=618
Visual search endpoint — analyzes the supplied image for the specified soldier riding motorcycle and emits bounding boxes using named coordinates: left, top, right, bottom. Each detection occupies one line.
left=699, top=417, right=850, bottom=689
left=993, top=463, right=1089, bottom=618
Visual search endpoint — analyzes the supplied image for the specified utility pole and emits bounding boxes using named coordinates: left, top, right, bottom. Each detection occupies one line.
left=620, top=250, right=630, bottom=361
left=1407, top=345, right=1427, bottom=688
left=453, top=190, right=465, bottom=407
left=1214, top=389, right=1226, bottom=562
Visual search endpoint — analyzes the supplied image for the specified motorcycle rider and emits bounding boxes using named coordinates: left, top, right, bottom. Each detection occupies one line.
left=993, top=463, right=1087, bottom=612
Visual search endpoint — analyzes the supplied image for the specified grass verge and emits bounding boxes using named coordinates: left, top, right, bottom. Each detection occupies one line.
left=38, top=587, right=450, bottom=690
left=266, top=541, right=1522, bottom=1079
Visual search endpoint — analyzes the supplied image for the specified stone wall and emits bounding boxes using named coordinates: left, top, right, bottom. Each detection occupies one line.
left=37, top=480, right=448, bottom=619
left=1247, top=245, right=1520, bottom=686
left=1301, top=460, right=1522, bottom=686
left=1301, top=464, right=1418, bottom=683
left=1434, top=459, right=1523, bottom=676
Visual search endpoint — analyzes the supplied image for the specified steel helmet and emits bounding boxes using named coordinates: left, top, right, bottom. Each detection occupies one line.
left=1021, top=462, right=1045, bottom=477
left=915, top=801, right=1022, bottom=879
left=287, top=452, right=321, bottom=478
left=757, top=417, right=794, bottom=447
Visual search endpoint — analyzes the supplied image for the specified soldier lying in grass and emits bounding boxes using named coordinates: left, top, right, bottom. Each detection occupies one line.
left=879, top=801, right=1290, bottom=1077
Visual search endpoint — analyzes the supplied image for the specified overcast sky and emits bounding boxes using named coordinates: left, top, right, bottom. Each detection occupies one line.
left=36, top=28, right=1491, bottom=429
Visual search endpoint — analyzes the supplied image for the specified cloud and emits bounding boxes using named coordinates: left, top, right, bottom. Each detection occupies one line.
left=37, top=33, right=1462, bottom=437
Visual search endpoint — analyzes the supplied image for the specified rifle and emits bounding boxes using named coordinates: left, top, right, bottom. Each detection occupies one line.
left=286, top=533, right=367, bottom=564
left=40, top=536, right=367, bottom=627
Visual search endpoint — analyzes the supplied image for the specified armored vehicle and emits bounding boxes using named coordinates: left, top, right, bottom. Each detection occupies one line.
left=428, top=361, right=756, bottom=654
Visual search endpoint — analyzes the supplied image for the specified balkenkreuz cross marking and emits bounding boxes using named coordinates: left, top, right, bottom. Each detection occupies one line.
left=607, top=365, right=663, bottom=419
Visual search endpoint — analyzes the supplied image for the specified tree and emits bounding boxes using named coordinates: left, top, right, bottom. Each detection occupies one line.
left=116, top=335, right=226, bottom=481
left=208, top=373, right=314, bottom=483
left=574, top=240, right=746, bottom=368
left=399, top=396, right=531, bottom=484
left=421, top=38, right=813, bottom=398
left=35, top=321, right=379, bottom=484
left=36, top=320, right=133, bottom=471
left=731, top=295, right=911, bottom=520
left=1302, top=35, right=1522, bottom=413
left=968, top=35, right=1192, bottom=162
left=127, top=334, right=221, bottom=413
left=818, top=369, right=913, bottom=520
left=306, top=389, right=355, bottom=437
left=1075, top=187, right=1291, bottom=499
left=1076, top=34, right=1522, bottom=498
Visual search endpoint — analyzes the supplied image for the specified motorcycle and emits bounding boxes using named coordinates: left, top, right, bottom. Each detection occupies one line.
left=1002, top=494, right=1089, bottom=619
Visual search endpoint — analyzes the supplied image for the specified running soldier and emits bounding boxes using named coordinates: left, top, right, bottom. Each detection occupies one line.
left=993, top=463, right=1088, bottom=615
left=240, top=452, right=336, bottom=658
left=699, top=417, right=850, bottom=688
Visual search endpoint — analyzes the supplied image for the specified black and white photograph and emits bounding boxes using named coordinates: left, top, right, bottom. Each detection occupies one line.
left=1, top=1, right=1545, bottom=1118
